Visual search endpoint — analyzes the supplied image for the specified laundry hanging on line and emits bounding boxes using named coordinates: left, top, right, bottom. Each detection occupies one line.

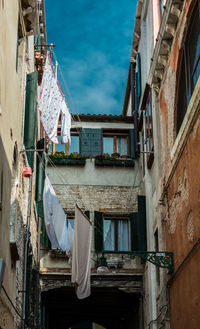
left=43, top=175, right=74, bottom=251
left=38, top=50, right=71, bottom=144
left=61, top=99, right=71, bottom=144
left=72, top=204, right=92, bottom=299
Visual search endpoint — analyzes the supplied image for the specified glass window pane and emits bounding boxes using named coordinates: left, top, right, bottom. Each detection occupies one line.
left=69, top=135, right=79, bottom=154
left=55, top=135, right=65, bottom=153
left=117, top=137, right=127, bottom=155
left=118, top=220, right=129, bottom=251
left=69, top=218, right=74, bottom=229
left=103, top=137, right=114, bottom=154
left=104, top=220, right=115, bottom=251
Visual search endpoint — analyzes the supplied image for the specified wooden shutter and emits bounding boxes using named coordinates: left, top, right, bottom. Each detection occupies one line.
left=94, top=211, right=103, bottom=252
left=129, top=128, right=136, bottom=159
left=23, top=71, right=38, bottom=169
left=137, top=195, right=147, bottom=251
left=130, top=212, right=139, bottom=251
left=80, top=128, right=102, bottom=157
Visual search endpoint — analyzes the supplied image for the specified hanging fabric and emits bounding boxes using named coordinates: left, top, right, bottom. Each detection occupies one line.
left=72, top=205, right=92, bottom=299
left=38, top=50, right=63, bottom=144
left=61, top=99, right=71, bottom=144
left=43, top=176, right=70, bottom=251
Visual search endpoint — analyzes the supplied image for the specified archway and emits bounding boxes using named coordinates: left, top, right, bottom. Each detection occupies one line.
left=41, top=286, right=141, bottom=329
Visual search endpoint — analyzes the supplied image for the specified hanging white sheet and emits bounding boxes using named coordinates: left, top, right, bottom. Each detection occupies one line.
left=61, top=99, right=71, bottom=144
left=38, top=51, right=63, bottom=144
left=43, top=176, right=70, bottom=251
left=72, top=205, right=92, bottom=299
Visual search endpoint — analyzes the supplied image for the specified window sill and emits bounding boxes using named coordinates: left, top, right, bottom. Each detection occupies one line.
left=95, top=158, right=135, bottom=168
left=48, top=158, right=86, bottom=166
left=50, top=249, right=68, bottom=258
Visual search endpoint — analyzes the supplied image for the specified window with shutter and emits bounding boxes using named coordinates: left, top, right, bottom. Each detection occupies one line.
left=103, top=129, right=133, bottom=157
left=176, top=1, right=200, bottom=133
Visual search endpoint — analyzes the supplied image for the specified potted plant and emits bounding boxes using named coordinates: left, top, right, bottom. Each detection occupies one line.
left=48, top=152, right=87, bottom=165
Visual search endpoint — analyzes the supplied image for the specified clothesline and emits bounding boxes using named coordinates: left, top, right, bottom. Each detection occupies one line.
left=51, top=50, right=91, bottom=148
left=40, top=152, right=135, bottom=248
left=37, top=152, right=116, bottom=248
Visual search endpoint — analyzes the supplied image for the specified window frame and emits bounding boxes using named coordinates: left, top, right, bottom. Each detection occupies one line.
left=103, top=129, right=130, bottom=156
left=176, top=1, right=200, bottom=134
left=144, top=92, right=154, bottom=169
left=51, top=128, right=80, bottom=155
left=103, top=214, right=131, bottom=252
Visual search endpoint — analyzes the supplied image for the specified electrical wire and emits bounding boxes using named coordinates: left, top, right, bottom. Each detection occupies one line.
left=37, top=152, right=115, bottom=246
left=1, top=285, right=22, bottom=319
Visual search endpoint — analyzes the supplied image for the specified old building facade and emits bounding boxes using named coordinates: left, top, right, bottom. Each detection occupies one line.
left=1, top=0, right=199, bottom=328
left=124, top=0, right=200, bottom=328
left=41, top=114, right=145, bottom=329
left=0, top=1, right=46, bottom=328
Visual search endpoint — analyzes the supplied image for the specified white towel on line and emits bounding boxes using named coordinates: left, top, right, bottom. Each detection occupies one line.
left=43, top=176, right=70, bottom=251
left=71, top=205, right=92, bottom=299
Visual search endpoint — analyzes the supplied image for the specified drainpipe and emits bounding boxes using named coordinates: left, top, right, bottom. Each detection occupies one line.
left=21, top=176, right=32, bottom=329
left=130, top=61, right=139, bottom=156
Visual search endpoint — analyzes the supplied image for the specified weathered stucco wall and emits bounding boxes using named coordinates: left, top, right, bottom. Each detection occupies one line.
left=157, top=1, right=200, bottom=328
left=0, top=2, right=38, bottom=329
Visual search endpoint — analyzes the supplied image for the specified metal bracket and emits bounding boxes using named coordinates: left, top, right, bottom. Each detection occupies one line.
left=101, top=250, right=174, bottom=273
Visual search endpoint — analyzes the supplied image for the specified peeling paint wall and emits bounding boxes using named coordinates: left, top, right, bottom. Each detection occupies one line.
left=156, top=1, right=200, bottom=328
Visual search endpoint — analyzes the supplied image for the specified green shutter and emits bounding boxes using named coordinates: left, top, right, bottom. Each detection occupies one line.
left=135, top=72, right=139, bottom=111
left=130, top=128, right=136, bottom=159
left=137, top=195, right=147, bottom=251
left=130, top=212, right=139, bottom=251
left=137, top=53, right=141, bottom=103
left=35, top=150, right=45, bottom=216
left=24, top=71, right=38, bottom=169
left=80, top=128, right=102, bottom=157
left=94, top=211, right=103, bottom=252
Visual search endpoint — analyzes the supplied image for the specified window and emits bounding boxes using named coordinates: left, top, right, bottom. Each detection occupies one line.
left=176, top=1, right=200, bottom=133
left=104, top=217, right=130, bottom=251
left=103, top=130, right=130, bottom=156
left=51, top=129, right=80, bottom=154
left=69, top=135, right=79, bottom=154
left=144, top=92, right=154, bottom=169
left=94, top=198, right=147, bottom=253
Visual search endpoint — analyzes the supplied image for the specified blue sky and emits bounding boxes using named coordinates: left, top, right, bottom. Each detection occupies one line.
left=45, top=0, right=137, bottom=115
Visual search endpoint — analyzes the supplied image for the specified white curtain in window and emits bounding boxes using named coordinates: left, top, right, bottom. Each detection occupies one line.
left=117, top=137, right=127, bottom=155
left=104, top=220, right=115, bottom=251
left=118, top=220, right=129, bottom=251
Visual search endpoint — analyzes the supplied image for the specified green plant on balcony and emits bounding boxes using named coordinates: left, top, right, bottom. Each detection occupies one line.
left=49, top=152, right=87, bottom=160
left=48, top=152, right=87, bottom=165
left=95, top=154, right=135, bottom=167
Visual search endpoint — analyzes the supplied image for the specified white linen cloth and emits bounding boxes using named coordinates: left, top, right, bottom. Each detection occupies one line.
left=72, top=205, right=92, bottom=299
left=43, top=176, right=70, bottom=251
left=38, top=51, right=63, bottom=144
left=61, top=99, right=71, bottom=144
